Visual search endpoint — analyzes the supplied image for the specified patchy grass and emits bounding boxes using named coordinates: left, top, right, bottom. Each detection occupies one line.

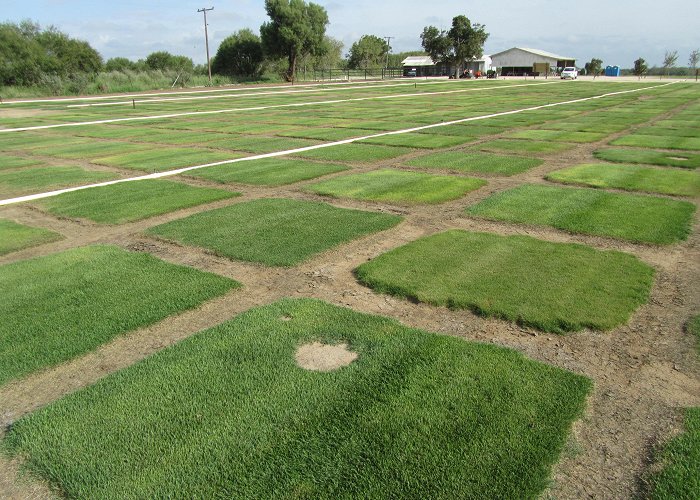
left=2, top=298, right=591, bottom=499
left=0, top=219, right=62, bottom=255
left=93, top=148, right=241, bottom=172
left=594, top=149, right=700, bottom=169
left=0, top=155, right=44, bottom=171
left=0, top=166, right=117, bottom=198
left=611, top=135, right=700, bottom=151
left=506, top=129, right=608, bottom=143
left=356, top=230, right=653, bottom=333
left=31, top=141, right=151, bottom=160
left=187, top=158, right=347, bottom=186
left=476, top=139, right=572, bottom=155
left=467, top=184, right=696, bottom=244
left=148, top=198, right=402, bottom=266
left=0, top=245, right=238, bottom=385
left=650, top=407, right=700, bottom=499
left=688, top=315, right=700, bottom=353
left=207, top=136, right=321, bottom=154
left=38, top=180, right=237, bottom=224
left=406, top=151, right=543, bottom=176
left=279, top=127, right=371, bottom=141
left=546, top=164, right=700, bottom=197
left=306, top=169, right=485, bottom=204
left=293, top=144, right=412, bottom=163
left=360, top=132, right=475, bottom=149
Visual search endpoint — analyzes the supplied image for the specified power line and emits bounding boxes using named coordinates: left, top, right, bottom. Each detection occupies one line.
left=197, top=7, right=214, bottom=84
left=384, top=36, right=394, bottom=69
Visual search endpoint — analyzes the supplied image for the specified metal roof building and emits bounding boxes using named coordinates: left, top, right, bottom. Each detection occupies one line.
left=490, top=47, right=575, bottom=76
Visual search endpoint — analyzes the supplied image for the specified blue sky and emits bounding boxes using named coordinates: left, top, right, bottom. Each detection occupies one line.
left=5, top=0, right=699, bottom=68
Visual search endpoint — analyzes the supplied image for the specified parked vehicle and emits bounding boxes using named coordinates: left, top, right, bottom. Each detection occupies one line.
left=406, top=69, right=417, bottom=77
left=561, top=67, right=578, bottom=79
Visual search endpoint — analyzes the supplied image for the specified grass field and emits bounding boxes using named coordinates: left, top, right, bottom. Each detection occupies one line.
left=92, top=148, right=242, bottom=172
left=611, top=135, right=700, bottom=151
left=546, top=163, right=700, bottom=197
left=505, top=129, right=608, bottom=143
left=476, top=139, right=572, bottom=155
left=186, top=158, right=348, bottom=186
left=467, top=184, right=696, bottom=244
left=38, top=180, right=238, bottom=224
left=148, top=199, right=402, bottom=266
left=2, top=299, right=591, bottom=498
left=306, top=169, right=486, bottom=204
left=294, top=143, right=412, bottom=162
left=0, top=155, right=45, bottom=171
left=357, top=230, right=653, bottom=332
left=0, top=219, right=63, bottom=255
left=594, top=149, right=700, bottom=169
left=0, top=245, right=238, bottom=385
left=405, top=151, right=543, bottom=176
left=0, top=166, right=117, bottom=198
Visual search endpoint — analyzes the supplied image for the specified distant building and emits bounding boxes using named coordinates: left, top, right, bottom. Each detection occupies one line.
left=401, top=55, right=492, bottom=77
left=490, top=47, right=576, bottom=76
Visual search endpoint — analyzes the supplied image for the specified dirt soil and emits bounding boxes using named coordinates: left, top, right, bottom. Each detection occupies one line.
left=0, top=98, right=698, bottom=499
left=295, top=342, right=358, bottom=372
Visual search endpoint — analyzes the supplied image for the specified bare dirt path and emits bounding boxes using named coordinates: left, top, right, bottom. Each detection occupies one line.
left=0, top=89, right=698, bottom=499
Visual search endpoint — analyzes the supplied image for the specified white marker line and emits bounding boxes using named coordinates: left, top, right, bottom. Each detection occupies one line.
left=0, top=81, right=560, bottom=133
left=66, top=80, right=469, bottom=108
left=0, top=82, right=675, bottom=207
left=0, top=78, right=396, bottom=105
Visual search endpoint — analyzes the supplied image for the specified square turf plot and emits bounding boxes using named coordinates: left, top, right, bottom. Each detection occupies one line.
left=186, top=158, right=348, bottom=186
left=610, top=135, right=700, bottom=151
left=147, top=198, right=402, bottom=266
left=92, top=148, right=242, bottom=172
left=476, top=139, right=572, bottom=155
left=546, top=163, right=700, bottom=197
left=278, top=127, right=372, bottom=141
left=206, top=136, right=321, bottom=154
left=37, top=180, right=238, bottom=224
left=306, top=169, right=486, bottom=204
left=0, top=155, right=45, bottom=171
left=359, top=132, right=475, bottom=149
left=356, top=230, right=654, bottom=333
left=594, top=149, right=700, bottom=169
left=2, top=298, right=592, bottom=499
left=505, top=129, right=608, bottom=143
left=31, top=141, right=152, bottom=160
left=0, top=219, right=62, bottom=256
left=405, top=151, right=543, bottom=176
left=293, top=143, right=413, bottom=163
left=467, top=184, right=696, bottom=245
left=0, top=166, right=118, bottom=199
left=0, top=245, right=238, bottom=385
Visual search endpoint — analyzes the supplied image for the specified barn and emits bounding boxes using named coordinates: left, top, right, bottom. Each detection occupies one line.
left=490, top=47, right=576, bottom=76
left=402, top=55, right=492, bottom=77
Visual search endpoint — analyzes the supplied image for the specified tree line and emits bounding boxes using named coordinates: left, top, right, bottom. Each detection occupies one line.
left=583, top=50, right=700, bottom=78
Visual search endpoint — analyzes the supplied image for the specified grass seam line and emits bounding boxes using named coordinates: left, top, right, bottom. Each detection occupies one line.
left=0, top=81, right=677, bottom=206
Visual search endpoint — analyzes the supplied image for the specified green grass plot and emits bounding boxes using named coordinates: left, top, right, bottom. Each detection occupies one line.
left=93, top=148, right=241, bottom=172
left=306, top=169, right=486, bottom=204
left=406, top=151, right=543, bottom=176
left=547, top=163, right=700, bottom=197
left=594, top=149, right=700, bottom=169
left=356, top=230, right=653, bottom=333
left=0, top=166, right=117, bottom=198
left=611, top=135, right=700, bottom=151
left=2, top=298, right=592, bottom=498
left=0, top=245, right=238, bottom=385
left=0, top=219, right=63, bottom=256
left=38, top=180, right=238, bottom=224
left=0, top=155, right=44, bottom=171
left=505, top=129, right=608, bottom=143
left=148, top=198, right=402, bottom=266
left=476, top=139, right=572, bottom=155
left=467, top=184, right=696, bottom=244
left=187, top=158, right=347, bottom=186
left=293, top=144, right=412, bottom=163
left=360, top=132, right=475, bottom=149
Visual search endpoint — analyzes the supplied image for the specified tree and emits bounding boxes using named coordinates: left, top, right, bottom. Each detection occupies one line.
left=145, top=51, right=193, bottom=72
left=212, top=29, right=264, bottom=78
left=633, top=57, right=648, bottom=79
left=689, top=49, right=700, bottom=75
left=347, top=35, right=389, bottom=70
left=585, top=58, right=603, bottom=78
left=260, top=0, right=329, bottom=82
left=421, top=15, right=488, bottom=77
left=662, top=50, right=678, bottom=77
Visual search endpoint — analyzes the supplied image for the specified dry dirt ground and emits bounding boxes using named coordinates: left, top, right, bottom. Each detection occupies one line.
left=0, top=101, right=698, bottom=499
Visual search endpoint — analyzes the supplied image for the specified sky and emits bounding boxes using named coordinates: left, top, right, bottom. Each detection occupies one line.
left=5, top=0, right=700, bottom=68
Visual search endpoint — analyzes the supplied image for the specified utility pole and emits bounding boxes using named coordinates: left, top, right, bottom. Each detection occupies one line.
left=198, top=7, right=214, bottom=84
left=384, top=36, right=394, bottom=69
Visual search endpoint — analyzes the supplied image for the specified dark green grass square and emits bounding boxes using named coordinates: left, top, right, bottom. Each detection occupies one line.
left=406, top=151, right=543, bottom=176
left=0, top=166, right=118, bottom=199
left=360, top=132, right=475, bottom=149
left=2, top=298, right=591, bottom=499
left=293, top=144, right=412, bottom=163
left=187, top=158, right=347, bottom=186
left=38, top=180, right=238, bottom=224
left=0, top=219, right=63, bottom=255
left=93, top=148, right=242, bottom=172
left=0, top=245, right=238, bottom=385
left=476, top=139, right=572, bottom=155
left=467, top=184, right=696, bottom=244
left=546, top=163, right=700, bottom=197
left=356, top=230, right=653, bottom=333
left=594, top=149, right=700, bottom=169
left=306, top=169, right=485, bottom=204
left=148, top=198, right=402, bottom=266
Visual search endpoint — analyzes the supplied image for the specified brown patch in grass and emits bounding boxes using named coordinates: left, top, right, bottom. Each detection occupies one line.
left=295, top=342, right=357, bottom=372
